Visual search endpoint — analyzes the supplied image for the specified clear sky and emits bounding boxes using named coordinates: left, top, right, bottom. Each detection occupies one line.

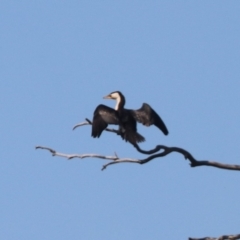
left=1, top=1, right=240, bottom=239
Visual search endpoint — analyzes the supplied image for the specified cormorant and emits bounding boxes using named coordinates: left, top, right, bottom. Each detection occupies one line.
left=91, top=91, right=168, bottom=145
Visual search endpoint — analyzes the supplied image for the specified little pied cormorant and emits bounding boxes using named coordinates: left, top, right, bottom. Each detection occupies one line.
left=92, top=91, right=169, bottom=145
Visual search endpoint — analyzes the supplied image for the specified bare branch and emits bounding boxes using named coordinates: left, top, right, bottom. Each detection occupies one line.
left=35, top=146, right=119, bottom=161
left=35, top=145, right=240, bottom=171
left=189, top=233, right=240, bottom=240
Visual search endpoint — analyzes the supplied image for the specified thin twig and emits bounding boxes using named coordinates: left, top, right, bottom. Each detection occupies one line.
left=35, top=146, right=119, bottom=161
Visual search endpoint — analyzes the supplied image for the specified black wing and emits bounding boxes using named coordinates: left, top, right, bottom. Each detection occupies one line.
left=92, top=104, right=119, bottom=138
left=130, top=103, right=169, bottom=135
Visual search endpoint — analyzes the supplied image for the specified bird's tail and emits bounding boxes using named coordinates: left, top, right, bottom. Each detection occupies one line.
left=121, top=129, right=145, bottom=145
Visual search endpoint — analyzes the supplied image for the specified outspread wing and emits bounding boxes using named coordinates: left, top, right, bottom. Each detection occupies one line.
left=130, top=103, right=169, bottom=135
left=92, top=104, right=119, bottom=138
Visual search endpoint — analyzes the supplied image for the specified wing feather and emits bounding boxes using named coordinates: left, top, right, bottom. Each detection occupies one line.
left=92, top=104, right=119, bottom=138
left=130, top=103, right=169, bottom=135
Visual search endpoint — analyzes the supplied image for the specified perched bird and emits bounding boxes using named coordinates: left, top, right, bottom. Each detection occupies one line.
left=91, top=91, right=168, bottom=145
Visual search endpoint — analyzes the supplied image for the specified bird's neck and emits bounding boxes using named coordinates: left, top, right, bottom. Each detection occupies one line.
left=115, top=95, right=125, bottom=111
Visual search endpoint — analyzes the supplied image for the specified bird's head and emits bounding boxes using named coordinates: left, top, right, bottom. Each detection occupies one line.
left=103, top=91, right=123, bottom=100
left=103, top=91, right=125, bottom=110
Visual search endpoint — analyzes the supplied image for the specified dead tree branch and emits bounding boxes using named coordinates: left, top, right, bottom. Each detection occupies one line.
left=35, top=144, right=240, bottom=171
left=189, top=233, right=240, bottom=240
left=35, top=146, right=119, bottom=161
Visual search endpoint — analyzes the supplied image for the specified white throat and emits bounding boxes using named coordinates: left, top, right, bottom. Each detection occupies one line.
left=115, top=96, right=121, bottom=110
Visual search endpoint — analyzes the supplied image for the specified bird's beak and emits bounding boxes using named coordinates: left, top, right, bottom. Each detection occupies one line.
left=103, top=94, right=112, bottom=99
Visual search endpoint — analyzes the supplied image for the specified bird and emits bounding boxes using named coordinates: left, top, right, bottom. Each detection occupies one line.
left=91, top=91, right=168, bottom=145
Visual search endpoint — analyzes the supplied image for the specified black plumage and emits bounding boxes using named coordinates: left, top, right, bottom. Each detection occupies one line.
left=130, top=103, right=169, bottom=135
left=92, top=104, right=119, bottom=138
left=91, top=91, right=168, bottom=145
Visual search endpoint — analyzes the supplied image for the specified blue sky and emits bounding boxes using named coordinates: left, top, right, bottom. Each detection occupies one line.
left=1, top=1, right=240, bottom=239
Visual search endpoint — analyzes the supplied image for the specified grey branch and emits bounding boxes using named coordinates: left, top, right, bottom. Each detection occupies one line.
left=189, top=233, right=240, bottom=240
left=35, top=146, right=141, bottom=170
left=35, top=146, right=119, bottom=161
left=35, top=144, right=240, bottom=171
